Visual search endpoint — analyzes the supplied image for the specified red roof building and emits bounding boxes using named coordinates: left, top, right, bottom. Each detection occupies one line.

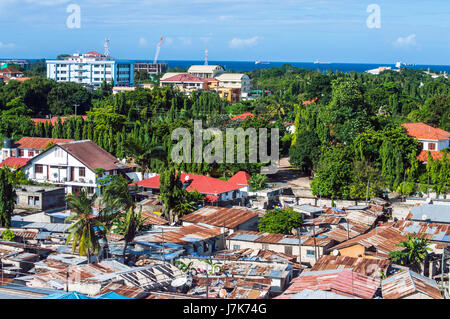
left=30, top=116, right=88, bottom=126
left=401, top=122, right=450, bottom=162
left=0, top=157, right=29, bottom=170
left=136, top=171, right=251, bottom=204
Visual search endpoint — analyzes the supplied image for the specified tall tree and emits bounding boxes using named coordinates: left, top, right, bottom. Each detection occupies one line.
left=65, top=190, right=104, bottom=263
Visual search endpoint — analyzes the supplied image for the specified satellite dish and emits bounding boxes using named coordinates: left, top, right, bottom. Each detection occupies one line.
left=171, top=277, right=187, bottom=288
left=332, top=249, right=340, bottom=256
left=425, top=198, right=432, bottom=204
left=185, top=176, right=190, bottom=181
left=219, top=289, right=228, bottom=298
left=422, top=214, right=428, bottom=221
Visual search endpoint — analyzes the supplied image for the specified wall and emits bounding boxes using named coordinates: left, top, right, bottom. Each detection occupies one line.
left=296, top=196, right=359, bottom=208
left=338, top=244, right=367, bottom=258
left=226, top=239, right=326, bottom=266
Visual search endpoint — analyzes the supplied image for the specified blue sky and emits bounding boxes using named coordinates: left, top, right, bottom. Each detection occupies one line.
left=0, top=0, right=449, bottom=64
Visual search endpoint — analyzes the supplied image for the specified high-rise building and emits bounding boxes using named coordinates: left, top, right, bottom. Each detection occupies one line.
left=46, top=51, right=134, bottom=88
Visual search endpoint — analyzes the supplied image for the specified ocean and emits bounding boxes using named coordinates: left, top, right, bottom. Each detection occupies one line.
left=3, top=58, right=450, bottom=74
left=151, top=60, right=450, bottom=74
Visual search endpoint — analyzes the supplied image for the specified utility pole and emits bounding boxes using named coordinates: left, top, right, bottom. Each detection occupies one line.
left=65, top=265, right=69, bottom=292
left=297, top=227, right=302, bottom=265
left=365, top=179, right=370, bottom=205
left=346, top=218, right=350, bottom=240
left=161, top=229, right=166, bottom=265
left=74, top=104, right=79, bottom=117
left=312, top=225, right=318, bottom=262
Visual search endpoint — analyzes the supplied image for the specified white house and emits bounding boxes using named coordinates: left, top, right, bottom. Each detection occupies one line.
left=215, top=73, right=252, bottom=97
left=402, top=122, right=450, bottom=162
left=21, top=140, right=124, bottom=195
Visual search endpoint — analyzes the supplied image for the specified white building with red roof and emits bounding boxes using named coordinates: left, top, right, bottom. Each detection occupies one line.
left=136, top=171, right=251, bottom=206
left=160, top=73, right=209, bottom=92
left=0, top=137, right=74, bottom=163
left=401, top=122, right=450, bottom=162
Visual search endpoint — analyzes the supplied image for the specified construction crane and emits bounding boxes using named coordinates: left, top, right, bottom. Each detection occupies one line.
left=205, top=46, right=208, bottom=65
left=153, top=36, right=163, bottom=64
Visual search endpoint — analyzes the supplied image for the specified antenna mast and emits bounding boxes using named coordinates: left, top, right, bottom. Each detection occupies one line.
left=104, top=38, right=110, bottom=57
left=154, top=36, right=163, bottom=64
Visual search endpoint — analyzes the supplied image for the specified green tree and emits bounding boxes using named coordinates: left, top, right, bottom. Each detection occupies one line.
left=388, top=234, right=432, bottom=273
left=65, top=190, right=104, bottom=263
left=0, top=167, right=17, bottom=228
left=249, top=174, right=268, bottom=191
left=258, top=208, right=303, bottom=235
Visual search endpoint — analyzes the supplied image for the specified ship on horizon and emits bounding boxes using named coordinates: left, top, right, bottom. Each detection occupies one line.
left=255, top=60, right=270, bottom=65
left=314, top=60, right=331, bottom=64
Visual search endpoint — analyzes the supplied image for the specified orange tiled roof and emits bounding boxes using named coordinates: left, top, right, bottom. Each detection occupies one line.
left=417, top=150, right=446, bottom=162
left=0, top=157, right=29, bottom=169
left=15, top=137, right=74, bottom=150
left=402, top=122, right=450, bottom=141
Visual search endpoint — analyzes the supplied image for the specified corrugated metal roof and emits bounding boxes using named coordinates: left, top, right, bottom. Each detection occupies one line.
left=394, top=220, right=450, bottom=243
left=311, top=255, right=391, bottom=278
left=282, top=269, right=379, bottom=299
left=409, top=204, right=450, bottom=223
left=227, top=230, right=332, bottom=247
left=181, top=206, right=259, bottom=229
left=382, top=270, right=443, bottom=299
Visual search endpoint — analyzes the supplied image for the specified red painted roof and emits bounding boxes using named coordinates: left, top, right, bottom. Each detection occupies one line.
left=161, top=73, right=205, bottom=83
left=417, top=150, right=446, bottom=162
left=402, top=122, right=450, bottom=141
left=227, top=171, right=251, bottom=186
left=231, top=112, right=254, bottom=120
left=0, top=157, right=29, bottom=169
left=137, top=171, right=249, bottom=195
left=0, top=67, right=23, bottom=74
left=15, top=137, right=74, bottom=150
left=30, top=116, right=87, bottom=126
left=302, top=98, right=318, bottom=105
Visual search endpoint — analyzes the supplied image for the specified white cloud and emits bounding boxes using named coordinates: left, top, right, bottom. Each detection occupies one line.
left=393, top=34, right=418, bottom=48
left=0, top=42, right=15, bottom=49
left=164, top=37, right=174, bottom=46
left=25, top=0, right=70, bottom=5
left=178, top=37, right=192, bottom=45
left=229, top=36, right=259, bottom=49
left=138, top=37, right=147, bottom=47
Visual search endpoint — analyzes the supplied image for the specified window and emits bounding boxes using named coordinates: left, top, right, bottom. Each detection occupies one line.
left=35, top=164, right=43, bottom=174
left=262, top=243, right=269, bottom=250
left=18, top=149, right=24, bottom=157
left=428, top=143, right=436, bottom=150
left=233, top=245, right=240, bottom=250
left=284, top=246, right=293, bottom=255
left=28, top=150, right=34, bottom=157
left=55, top=148, right=64, bottom=158
left=306, top=249, right=315, bottom=258
left=79, top=167, right=86, bottom=177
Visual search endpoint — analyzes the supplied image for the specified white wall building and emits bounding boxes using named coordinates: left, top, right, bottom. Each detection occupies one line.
left=21, top=140, right=124, bottom=195
left=187, top=65, right=225, bottom=78
left=215, top=73, right=252, bottom=97
left=46, top=51, right=134, bottom=88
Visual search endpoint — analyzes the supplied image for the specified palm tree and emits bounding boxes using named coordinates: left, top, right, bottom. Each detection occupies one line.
left=172, top=201, right=197, bottom=220
left=65, top=190, right=105, bottom=263
left=389, top=234, right=432, bottom=273
left=123, top=137, right=167, bottom=173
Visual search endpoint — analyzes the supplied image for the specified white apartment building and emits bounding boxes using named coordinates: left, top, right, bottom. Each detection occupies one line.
left=215, top=73, right=252, bottom=97
left=21, top=140, right=124, bottom=195
left=46, top=51, right=134, bottom=88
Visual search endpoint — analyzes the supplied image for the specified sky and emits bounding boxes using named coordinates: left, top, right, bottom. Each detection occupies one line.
left=0, top=0, right=449, bottom=64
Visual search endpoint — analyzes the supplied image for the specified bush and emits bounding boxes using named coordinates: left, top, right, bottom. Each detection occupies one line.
left=2, top=229, right=15, bottom=241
